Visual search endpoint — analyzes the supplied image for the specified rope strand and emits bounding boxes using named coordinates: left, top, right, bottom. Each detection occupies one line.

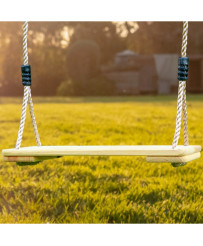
left=28, top=89, right=41, bottom=146
left=15, top=86, right=30, bottom=149
left=15, top=21, right=41, bottom=149
left=172, top=21, right=189, bottom=149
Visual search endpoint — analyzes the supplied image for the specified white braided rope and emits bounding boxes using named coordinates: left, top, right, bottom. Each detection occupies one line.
left=16, top=86, right=30, bottom=148
left=22, top=22, right=28, bottom=65
left=15, top=21, right=41, bottom=149
left=182, top=83, right=189, bottom=145
left=181, top=22, right=189, bottom=146
left=28, top=89, right=41, bottom=146
left=172, top=21, right=189, bottom=149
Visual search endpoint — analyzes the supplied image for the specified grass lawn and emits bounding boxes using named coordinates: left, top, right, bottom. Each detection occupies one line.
left=0, top=95, right=202, bottom=223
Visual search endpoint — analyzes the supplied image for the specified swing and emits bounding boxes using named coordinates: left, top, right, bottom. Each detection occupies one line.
left=2, top=21, right=201, bottom=166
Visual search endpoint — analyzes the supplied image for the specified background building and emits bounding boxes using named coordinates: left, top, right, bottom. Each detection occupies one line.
left=103, top=50, right=203, bottom=94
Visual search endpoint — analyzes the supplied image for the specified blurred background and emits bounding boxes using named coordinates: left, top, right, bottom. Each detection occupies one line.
left=0, top=21, right=203, bottom=96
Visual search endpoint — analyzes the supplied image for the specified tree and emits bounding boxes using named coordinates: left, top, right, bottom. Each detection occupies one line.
left=66, top=39, right=101, bottom=95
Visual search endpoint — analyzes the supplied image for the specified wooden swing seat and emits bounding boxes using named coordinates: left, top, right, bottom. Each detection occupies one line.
left=2, top=145, right=201, bottom=164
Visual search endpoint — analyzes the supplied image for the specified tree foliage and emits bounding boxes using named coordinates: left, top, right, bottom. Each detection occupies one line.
left=126, top=22, right=183, bottom=54
left=67, top=22, right=125, bottom=64
left=65, top=39, right=115, bottom=96
left=67, top=39, right=101, bottom=81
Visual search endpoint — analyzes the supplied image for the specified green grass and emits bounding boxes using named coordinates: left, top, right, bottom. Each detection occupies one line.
left=0, top=95, right=202, bottom=223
